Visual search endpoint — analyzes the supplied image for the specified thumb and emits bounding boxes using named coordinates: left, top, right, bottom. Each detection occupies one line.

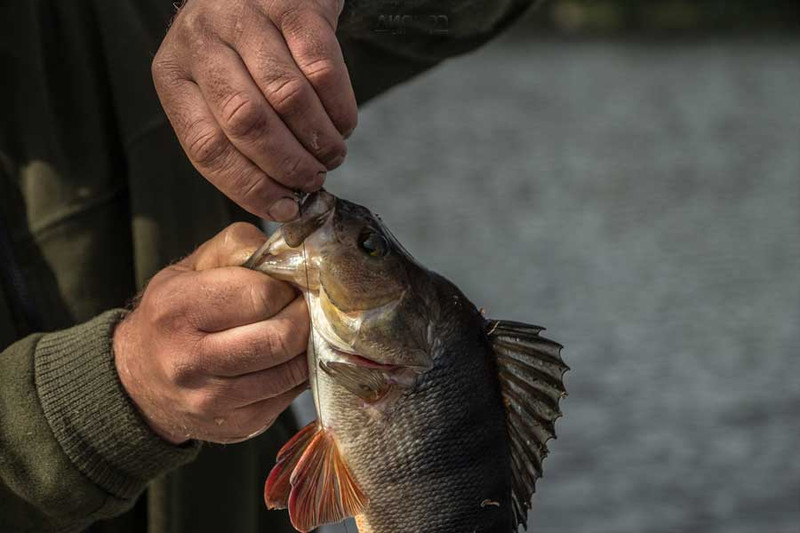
left=181, top=222, right=268, bottom=271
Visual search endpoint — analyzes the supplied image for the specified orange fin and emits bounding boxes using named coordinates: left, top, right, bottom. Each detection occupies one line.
left=287, top=425, right=369, bottom=532
left=264, top=421, right=318, bottom=509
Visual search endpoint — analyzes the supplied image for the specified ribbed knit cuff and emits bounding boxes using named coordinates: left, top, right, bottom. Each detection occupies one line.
left=34, top=309, right=200, bottom=500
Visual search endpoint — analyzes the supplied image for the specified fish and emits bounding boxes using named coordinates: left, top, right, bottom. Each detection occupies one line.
left=244, top=190, right=568, bottom=533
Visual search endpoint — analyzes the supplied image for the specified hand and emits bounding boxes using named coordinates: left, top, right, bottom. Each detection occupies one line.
left=152, top=0, right=357, bottom=222
left=113, top=223, right=309, bottom=444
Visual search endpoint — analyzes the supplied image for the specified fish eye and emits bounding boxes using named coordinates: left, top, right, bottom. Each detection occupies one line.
left=358, top=230, right=389, bottom=258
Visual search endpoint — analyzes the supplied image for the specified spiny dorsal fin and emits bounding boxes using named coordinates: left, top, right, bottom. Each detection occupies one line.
left=264, top=420, right=368, bottom=532
left=487, top=319, right=568, bottom=531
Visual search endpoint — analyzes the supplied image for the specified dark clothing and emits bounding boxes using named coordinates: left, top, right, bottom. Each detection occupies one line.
left=0, top=1, right=534, bottom=531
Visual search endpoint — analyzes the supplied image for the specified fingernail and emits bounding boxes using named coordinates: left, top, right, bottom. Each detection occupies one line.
left=313, top=170, right=327, bottom=189
left=268, top=197, right=299, bottom=222
left=329, top=153, right=346, bottom=169
left=343, top=128, right=355, bottom=140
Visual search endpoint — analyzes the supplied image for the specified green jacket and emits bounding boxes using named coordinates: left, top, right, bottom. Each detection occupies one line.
left=0, top=1, right=533, bottom=531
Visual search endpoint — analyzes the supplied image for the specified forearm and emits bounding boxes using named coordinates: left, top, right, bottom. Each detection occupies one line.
left=0, top=311, right=199, bottom=532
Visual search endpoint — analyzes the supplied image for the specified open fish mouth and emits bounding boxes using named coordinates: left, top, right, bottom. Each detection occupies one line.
left=331, top=348, right=401, bottom=372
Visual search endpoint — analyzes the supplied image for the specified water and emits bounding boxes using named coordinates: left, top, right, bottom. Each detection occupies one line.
left=297, top=35, right=800, bottom=533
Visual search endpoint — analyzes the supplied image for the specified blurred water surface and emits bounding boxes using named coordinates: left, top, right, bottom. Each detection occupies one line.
left=297, top=34, right=800, bottom=533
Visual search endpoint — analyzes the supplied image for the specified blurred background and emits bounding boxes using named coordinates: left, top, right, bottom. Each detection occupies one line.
left=297, top=1, right=800, bottom=532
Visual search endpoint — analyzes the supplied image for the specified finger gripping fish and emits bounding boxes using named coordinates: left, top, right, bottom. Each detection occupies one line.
left=245, top=191, right=568, bottom=533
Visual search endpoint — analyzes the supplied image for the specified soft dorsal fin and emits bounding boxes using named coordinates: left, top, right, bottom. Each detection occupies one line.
left=487, top=319, right=568, bottom=530
left=264, top=421, right=369, bottom=532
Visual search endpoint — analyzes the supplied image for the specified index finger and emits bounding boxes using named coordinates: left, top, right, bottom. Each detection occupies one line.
left=274, top=6, right=358, bottom=136
left=197, top=296, right=309, bottom=377
left=179, top=267, right=296, bottom=332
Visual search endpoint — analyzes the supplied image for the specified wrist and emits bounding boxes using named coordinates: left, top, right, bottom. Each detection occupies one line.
left=34, top=310, right=200, bottom=498
left=112, top=312, right=189, bottom=445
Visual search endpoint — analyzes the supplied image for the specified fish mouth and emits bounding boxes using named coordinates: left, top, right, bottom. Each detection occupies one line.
left=280, top=190, right=336, bottom=248
left=243, top=190, right=335, bottom=287
left=330, top=347, right=401, bottom=372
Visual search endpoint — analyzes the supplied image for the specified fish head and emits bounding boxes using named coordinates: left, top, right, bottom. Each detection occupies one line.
left=248, top=190, right=434, bottom=372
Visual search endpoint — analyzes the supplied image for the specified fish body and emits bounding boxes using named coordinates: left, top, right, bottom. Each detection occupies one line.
left=245, top=191, right=567, bottom=533
left=315, top=278, right=512, bottom=532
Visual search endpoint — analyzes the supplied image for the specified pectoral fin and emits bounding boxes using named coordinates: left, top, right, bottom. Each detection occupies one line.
left=320, top=360, right=393, bottom=403
left=263, top=421, right=369, bottom=532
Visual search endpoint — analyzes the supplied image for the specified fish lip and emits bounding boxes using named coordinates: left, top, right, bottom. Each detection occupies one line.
left=329, top=347, right=430, bottom=374
left=279, top=189, right=336, bottom=248
left=331, top=348, right=400, bottom=371
left=299, top=190, right=328, bottom=210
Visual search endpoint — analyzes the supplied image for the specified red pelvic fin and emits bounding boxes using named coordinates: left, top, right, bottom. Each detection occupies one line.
left=264, top=420, right=369, bottom=532
left=264, top=421, right=318, bottom=509
left=287, top=426, right=369, bottom=532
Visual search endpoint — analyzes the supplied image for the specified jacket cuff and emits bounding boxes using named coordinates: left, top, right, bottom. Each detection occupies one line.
left=34, top=309, right=200, bottom=500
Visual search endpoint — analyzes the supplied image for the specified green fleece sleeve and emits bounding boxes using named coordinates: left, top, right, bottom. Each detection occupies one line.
left=338, top=0, right=538, bottom=103
left=0, top=310, right=200, bottom=532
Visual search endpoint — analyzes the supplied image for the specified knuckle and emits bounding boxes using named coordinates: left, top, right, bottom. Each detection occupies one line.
left=148, top=290, right=184, bottom=333
left=187, top=390, right=218, bottom=417
left=272, top=4, right=305, bottom=32
left=277, top=155, right=313, bottom=186
left=151, top=54, right=180, bottom=87
left=222, top=221, right=259, bottom=246
left=166, top=359, right=197, bottom=388
left=218, top=335, right=260, bottom=368
left=230, top=339, right=261, bottom=367
left=247, top=281, right=274, bottom=318
left=278, top=359, right=307, bottom=391
left=231, top=171, right=269, bottom=209
left=180, top=8, right=211, bottom=38
left=264, top=329, right=291, bottom=361
left=301, top=56, right=338, bottom=87
left=265, top=74, right=308, bottom=117
left=146, top=276, right=208, bottom=336
left=318, top=139, right=347, bottom=168
left=281, top=155, right=303, bottom=179
left=219, top=93, right=269, bottom=140
left=185, top=123, right=228, bottom=168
